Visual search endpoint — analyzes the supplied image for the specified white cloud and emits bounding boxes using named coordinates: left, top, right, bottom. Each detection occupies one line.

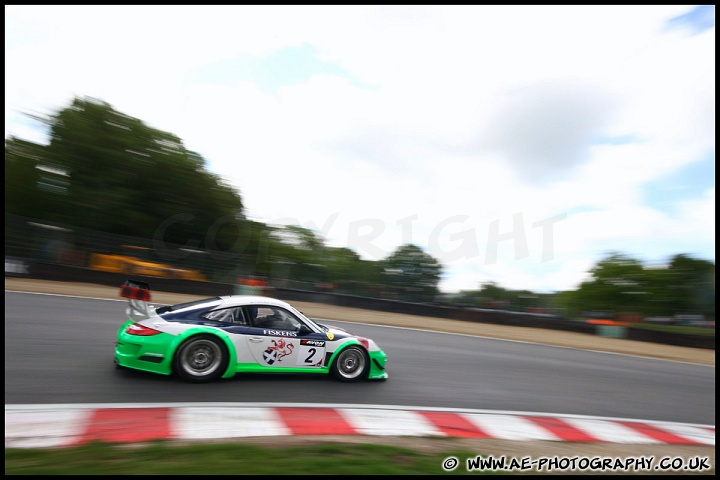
left=5, top=5, right=715, bottom=293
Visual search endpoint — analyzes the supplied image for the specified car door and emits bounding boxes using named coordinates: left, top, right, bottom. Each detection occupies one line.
left=243, top=306, right=325, bottom=369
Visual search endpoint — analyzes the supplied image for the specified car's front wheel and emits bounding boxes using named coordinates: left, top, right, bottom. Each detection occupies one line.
left=330, top=345, right=369, bottom=382
left=174, top=335, right=228, bottom=383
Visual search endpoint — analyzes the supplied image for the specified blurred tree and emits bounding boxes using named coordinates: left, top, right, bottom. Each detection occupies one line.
left=381, top=244, right=442, bottom=302
left=279, top=225, right=325, bottom=253
left=263, top=225, right=387, bottom=290
left=558, top=252, right=715, bottom=319
left=454, top=281, right=505, bottom=308
left=266, top=225, right=324, bottom=283
left=323, top=246, right=361, bottom=283
left=570, top=252, right=648, bottom=315
left=323, top=246, right=385, bottom=295
left=478, top=281, right=513, bottom=308
left=451, top=282, right=552, bottom=312
left=8, top=96, right=246, bottom=253
left=5, top=137, right=61, bottom=220
left=662, top=254, right=715, bottom=317
left=551, top=289, right=577, bottom=316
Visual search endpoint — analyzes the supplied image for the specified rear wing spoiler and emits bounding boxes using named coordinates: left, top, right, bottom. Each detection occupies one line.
left=120, top=279, right=152, bottom=321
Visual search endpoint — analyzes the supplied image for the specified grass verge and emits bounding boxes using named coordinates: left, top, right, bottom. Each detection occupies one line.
left=5, top=441, right=503, bottom=475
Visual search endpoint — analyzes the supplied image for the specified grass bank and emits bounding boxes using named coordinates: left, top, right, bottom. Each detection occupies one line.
left=6, top=441, right=498, bottom=475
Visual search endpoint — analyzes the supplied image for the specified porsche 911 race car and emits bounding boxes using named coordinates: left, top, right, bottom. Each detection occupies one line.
left=114, top=280, right=388, bottom=383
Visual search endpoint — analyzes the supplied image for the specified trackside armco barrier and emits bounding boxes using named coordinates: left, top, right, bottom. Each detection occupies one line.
left=5, top=403, right=715, bottom=449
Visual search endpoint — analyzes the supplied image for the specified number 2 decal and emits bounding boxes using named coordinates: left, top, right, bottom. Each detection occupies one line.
left=297, top=344, right=324, bottom=366
left=304, top=348, right=316, bottom=363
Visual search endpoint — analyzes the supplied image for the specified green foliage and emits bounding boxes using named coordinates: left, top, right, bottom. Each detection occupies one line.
left=557, top=251, right=715, bottom=319
left=382, top=243, right=442, bottom=302
left=5, top=137, right=64, bottom=220
left=446, top=252, right=715, bottom=321
left=265, top=225, right=389, bottom=294
left=449, top=281, right=553, bottom=312
left=572, top=252, right=648, bottom=313
left=7, top=96, right=247, bottom=251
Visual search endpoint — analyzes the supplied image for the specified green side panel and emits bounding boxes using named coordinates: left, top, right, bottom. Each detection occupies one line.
left=367, top=349, right=389, bottom=380
left=114, top=321, right=175, bottom=375
left=115, top=321, right=238, bottom=378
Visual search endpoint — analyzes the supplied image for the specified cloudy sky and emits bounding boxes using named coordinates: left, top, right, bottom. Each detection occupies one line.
left=5, top=5, right=715, bottom=293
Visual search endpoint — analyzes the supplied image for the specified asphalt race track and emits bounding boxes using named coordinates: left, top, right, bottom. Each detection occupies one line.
left=4, top=290, right=715, bottom=452
left=5, top=291, right=715, bottom=422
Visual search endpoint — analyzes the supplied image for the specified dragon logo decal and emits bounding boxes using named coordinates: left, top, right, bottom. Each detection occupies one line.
left=262, top=338, right=295, bottom=365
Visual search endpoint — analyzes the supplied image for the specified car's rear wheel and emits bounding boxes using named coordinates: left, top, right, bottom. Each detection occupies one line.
left=174, top=335, right=228, bottom=383
left=331, top=345, right=369, bottom=382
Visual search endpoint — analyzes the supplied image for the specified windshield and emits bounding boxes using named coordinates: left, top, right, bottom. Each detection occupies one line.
left=288, top=306, right=326, bottom=332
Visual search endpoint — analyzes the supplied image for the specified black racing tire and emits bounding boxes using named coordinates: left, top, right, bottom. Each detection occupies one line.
left=330, top=345, right=369, bottom=382
left=173, top=335, right=228, bottom=383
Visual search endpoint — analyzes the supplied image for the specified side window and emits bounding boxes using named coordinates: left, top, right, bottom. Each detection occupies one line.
left=203, top=307, right=247, bottom=325
left=275, top=308, right=302, bottom=330
left=234, top=308, right=249, bottom=325
left=248, top=306, right=302, bottom=331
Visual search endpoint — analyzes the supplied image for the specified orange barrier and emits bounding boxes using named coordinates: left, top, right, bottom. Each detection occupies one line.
left=586, top=319, right=632, bottom=327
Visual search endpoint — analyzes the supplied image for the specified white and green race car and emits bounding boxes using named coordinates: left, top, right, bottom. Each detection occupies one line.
left=114, top=280, right=388, bottom=383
